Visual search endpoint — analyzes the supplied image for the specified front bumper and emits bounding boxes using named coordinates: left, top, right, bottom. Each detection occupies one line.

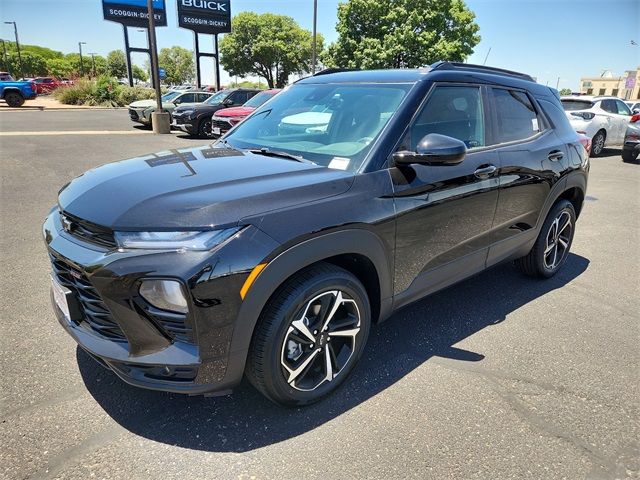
left=129, top=108, right=150, bottom=125
left=171, top=114, right=197, bottom=134
left=43, top=208, right=279, bottom=395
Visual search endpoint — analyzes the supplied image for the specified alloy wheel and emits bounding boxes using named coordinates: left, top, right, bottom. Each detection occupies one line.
left=280, top=290, right=361, bottom=392
left=543, top=210, right=572, bottom=270
left=592, top=133, right=605, bottom=155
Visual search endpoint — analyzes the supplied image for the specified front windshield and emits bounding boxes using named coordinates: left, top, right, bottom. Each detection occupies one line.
left=243, top=90, right=276, bottom=108
left=205, top=91, right=229, bottom=105
left=223, top=83, right=411, bottom=171
left=161, top=91, right=181, bottom=102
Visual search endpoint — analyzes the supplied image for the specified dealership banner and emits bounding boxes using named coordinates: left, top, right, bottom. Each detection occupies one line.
left=177, top=0, right=231, bottom=34
left=103, top=0, right=167, bottom=27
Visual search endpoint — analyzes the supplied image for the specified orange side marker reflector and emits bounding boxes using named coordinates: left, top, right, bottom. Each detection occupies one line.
left=240, top=263, right=267, bottom=299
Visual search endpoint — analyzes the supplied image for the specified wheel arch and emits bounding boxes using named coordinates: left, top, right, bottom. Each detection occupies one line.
left=223, top=229, right=393, bottom=385
left=1, top=87, right=23, bottom=98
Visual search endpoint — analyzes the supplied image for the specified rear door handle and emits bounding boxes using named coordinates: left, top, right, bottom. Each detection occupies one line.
left=474, top=165, right=497, bottom=178
left=548, top=150, right=564, bottom=161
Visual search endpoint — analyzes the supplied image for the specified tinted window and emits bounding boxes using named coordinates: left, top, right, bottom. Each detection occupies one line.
left=410, top=86, right=485, bottom=149
left=197, top=93, right=211, bottom=102
left=615, top=100, right=632, bottom=115
left=229, top=91, right=247, bottom=104
left=177, top=93, right=195, bottom=103
left=600, top=99, right=617, bottom=113
left=561, top=100, right=594, bottom=111
left=492, top=89, right=541, bottom=143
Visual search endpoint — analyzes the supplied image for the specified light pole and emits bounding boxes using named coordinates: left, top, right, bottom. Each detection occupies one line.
left=4, top=21, right=23, bottom=79
left=78, top=42, right=86, bottom=77
left=147, top=0, right=170, bottom=133
left=311, top=0, right=318, bottom=74
left=88, top=53, right=97, bottom=77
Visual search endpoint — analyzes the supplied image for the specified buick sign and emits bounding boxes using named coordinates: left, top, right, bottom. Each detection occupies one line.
left=177, top=0, right=231, bottom=34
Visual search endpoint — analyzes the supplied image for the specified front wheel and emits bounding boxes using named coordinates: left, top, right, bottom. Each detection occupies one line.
left=622, top=148, right=639, bottom=163
left=198, top=118, right=213, bottom=138
left=246, top=263, right=371, bottom=406
left=4, top=92, right=25, bottom=108
left=515, top=199, right=576, bottom=278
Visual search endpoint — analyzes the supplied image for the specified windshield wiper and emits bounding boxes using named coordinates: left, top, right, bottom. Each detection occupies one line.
left=247, top=148, right=316, bottom=165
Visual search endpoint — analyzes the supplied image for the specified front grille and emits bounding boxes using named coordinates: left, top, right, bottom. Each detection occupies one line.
left=129, top=108, right=139, bottom=120
left=49, top=253, right=127, bottom=342
left=212, top=119, right=231, bottom=132
left=60, top=212, right=117, bottom=249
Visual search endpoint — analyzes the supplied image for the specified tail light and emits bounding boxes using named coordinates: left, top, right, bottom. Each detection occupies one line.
left=31, top=82, right=36, bottom=92
left=631, top=113, right=640, bottom=123
left=577, top=134, right=591, bottom=154
left=571, top=112, right=595, bottom=120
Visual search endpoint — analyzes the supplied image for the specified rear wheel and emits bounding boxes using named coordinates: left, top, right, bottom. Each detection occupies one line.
left=515, top=199, right=576, bottom=278
left=246, top=263, right=371, bottom=406
left=591, top=130, right=606, bottom=156
left=4, top=91, right=25, bottom=108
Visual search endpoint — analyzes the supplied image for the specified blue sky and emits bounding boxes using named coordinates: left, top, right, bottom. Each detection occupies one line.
left=1, top=0, right=638, bottom=88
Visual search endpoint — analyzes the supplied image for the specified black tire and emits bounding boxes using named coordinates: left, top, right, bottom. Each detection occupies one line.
left=198, top=118, right=213, bottom=138
left=246, top=262, right=371, bottom=407
left=591, top=130, right=606, bottom=156
left=515, top=199, right=576, bottom=278
left=4, top=91, right=25, bottom=108
left=622, top=148, right=639, bottom=163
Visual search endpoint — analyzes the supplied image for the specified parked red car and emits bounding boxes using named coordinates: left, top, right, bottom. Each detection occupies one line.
left=210, top=89, right=281, bottom=136
left=33, top=77, right=63, bottom=94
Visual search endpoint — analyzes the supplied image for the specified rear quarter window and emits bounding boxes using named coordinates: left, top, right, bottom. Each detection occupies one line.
left=561, top=100, right=594, bottom=111
left=492, top=88, right=542, bottom=143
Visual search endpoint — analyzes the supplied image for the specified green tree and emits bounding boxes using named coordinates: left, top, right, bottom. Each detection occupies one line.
left=559, top=88, right=572, bottom=96
left=132, top=64, right=148, bottom=82
left=6, top=51, right=47, bottom=77
left=220, top=12, right=323, bottom=88
left=46, top=58, right=74, bottom=78
left=323, top=0, right=480, bottom=69
left=106, top=50, right=127, bottom=79
left=158, top=46, right=195, bottom=84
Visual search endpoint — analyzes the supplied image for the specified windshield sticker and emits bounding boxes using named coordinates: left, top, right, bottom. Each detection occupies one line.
left=328, top=157, right=350, bottom=170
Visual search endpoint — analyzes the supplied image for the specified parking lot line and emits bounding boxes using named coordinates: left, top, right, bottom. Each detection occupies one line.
left=0, top=130, right=153, bottom=136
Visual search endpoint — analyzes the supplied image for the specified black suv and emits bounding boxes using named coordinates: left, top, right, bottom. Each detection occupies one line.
left=171, top=88, right=261, bottom=137
left=44, top=63, right=589, bottom=406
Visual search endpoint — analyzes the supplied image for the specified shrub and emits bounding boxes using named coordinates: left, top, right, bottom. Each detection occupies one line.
left=53, top=78, right=96, bottom=105
left=53, top=77, right=159, bottom=107
left=116, top=86, right=156, bottom=106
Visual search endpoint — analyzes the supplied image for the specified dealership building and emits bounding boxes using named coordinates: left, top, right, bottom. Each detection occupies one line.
left=579, top=66, right=640, bottom=99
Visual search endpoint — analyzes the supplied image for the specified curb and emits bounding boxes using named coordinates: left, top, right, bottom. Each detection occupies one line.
left=1, top=106, right=128, bottom=112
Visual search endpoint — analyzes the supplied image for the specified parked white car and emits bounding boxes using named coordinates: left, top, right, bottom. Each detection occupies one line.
left=561, top=96, right=633, bottom=156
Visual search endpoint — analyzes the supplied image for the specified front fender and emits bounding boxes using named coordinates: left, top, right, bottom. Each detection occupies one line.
left=220, top=228, right=394, bottom=387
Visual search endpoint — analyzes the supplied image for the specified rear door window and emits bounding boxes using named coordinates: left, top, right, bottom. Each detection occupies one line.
left=409, top=85, right=485, bottom=149
left=600, top=99, right=617, bottom=114
left=491, top=88, right=542, bottom=143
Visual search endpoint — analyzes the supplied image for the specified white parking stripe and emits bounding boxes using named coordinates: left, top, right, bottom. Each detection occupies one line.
left=0, top=130, right=154, bottom=136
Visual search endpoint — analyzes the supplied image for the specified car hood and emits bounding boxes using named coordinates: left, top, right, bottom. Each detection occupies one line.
left=58, top=145, right=354, bottom=230
left=174, top=103, right=222, bottom=114
left=128, top=99, right=157, bottom=108
left=215, top=106, right=255, bottom=118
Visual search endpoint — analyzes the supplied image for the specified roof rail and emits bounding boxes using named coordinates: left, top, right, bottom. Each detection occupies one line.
left=313, top=68, right=358, bottom=77
left=431, top=61, right=535, bottom=82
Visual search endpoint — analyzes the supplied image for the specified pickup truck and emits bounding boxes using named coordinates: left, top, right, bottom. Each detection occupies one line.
left=0, top=74, right=38, bottom=107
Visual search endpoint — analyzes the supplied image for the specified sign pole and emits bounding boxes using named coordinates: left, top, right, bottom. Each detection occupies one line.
left=214, top=34, right=220, bottom=91
left=194, top=33, right=201, bottom=89
left=147, top=0, right=170, bottom=133
left=123, top=25, right=134, bottom=87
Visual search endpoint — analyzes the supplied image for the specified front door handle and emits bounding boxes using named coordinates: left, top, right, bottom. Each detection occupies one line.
left=474, top=165, right=497, bottom=179
left=548, top=150, right=564, bottom=161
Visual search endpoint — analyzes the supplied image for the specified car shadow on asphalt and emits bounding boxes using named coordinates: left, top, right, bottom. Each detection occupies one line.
left=77, top=253, right=589, bottom=452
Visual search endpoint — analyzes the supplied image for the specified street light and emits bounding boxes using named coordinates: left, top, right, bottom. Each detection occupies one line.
left=78, top=41, right=86, bottom=77
left=4, top=21, right=23, bottom=79
left=88, top=52, right=97, bottom=78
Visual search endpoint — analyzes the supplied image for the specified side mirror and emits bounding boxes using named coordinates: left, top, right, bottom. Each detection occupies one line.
left=393, top=133, right=467, bottom=166
left=223, top=98, right=234, bottom=106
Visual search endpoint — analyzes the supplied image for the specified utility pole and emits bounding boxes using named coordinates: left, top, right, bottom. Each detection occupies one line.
left=88, top=53, right=97, bottom=77
left=311, top=0, right=318, bottom=74
left=78, top=42, right=86, bottom=77
left=147, top=0, right=170, bottom=133
left=4, top=21, right=23, bottom=79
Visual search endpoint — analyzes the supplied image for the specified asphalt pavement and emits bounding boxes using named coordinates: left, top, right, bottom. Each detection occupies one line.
left=1, top=110, right=638, bottom=480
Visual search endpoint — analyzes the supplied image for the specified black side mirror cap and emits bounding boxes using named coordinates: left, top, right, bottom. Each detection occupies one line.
left=393, top=133, right=467, bottom=166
